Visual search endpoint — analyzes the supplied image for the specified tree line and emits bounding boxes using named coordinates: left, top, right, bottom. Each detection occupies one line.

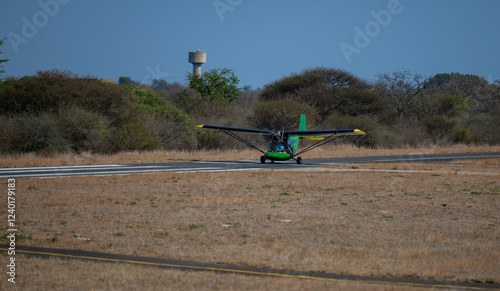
left=0, top=53, right=498, bottom=156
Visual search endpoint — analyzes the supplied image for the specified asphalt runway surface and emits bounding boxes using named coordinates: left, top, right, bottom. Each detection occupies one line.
left=1, top=152, right=500, bottom=178
left=1, top=244, right=499, bottom=290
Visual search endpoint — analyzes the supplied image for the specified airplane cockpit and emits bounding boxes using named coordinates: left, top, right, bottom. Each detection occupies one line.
left=266, top=140, right=292, bottom=154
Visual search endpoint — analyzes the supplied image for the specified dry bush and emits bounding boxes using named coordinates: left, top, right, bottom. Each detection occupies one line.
left=56, top=105, right=113, bottom=153
left=0, top=113, right=70, bottom=155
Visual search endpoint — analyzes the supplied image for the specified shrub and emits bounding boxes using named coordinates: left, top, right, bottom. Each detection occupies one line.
left=0, top=113, right=70, bottom=155
left=134, top=87, right=194, bottom=126
left=323, top=114, right=385, bottom=147
left=371, top=126, right=403, bottom=148
left=453, top=127, right=471, bottom=143
left=169, top=88, right=204, bottom=114
left=56, top=106, right=113, bottom=153
left=248, top=99, right=316, bottom=130
left=0, top=70, right=142, bottom=128
left=0, top=116, right=18, bottom=154
left=466, top=113, right=500, bottom=144
left=133, top=87, right=197, bottom=150
left=109, top=122, right=162, bottom=152
left=396, top=120, right=429, bottom=147
left=421, top=115, right=456, bottom=143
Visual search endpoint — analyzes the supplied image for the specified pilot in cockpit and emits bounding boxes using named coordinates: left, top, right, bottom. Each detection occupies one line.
left=276, top=142, right=291, bottom=154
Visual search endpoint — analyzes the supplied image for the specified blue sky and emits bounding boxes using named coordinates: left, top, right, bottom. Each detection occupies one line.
left=1, top=0, right=499, bottom=89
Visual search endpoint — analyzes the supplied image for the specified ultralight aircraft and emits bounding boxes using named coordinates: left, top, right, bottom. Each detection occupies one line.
left=197, top=115, right=365, bottom=164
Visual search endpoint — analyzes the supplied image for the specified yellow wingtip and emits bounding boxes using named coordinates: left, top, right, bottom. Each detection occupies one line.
left=354, top=129, right=366, bottom=135
left=306, top=137, right=325, bottom=141
left=197, top=125, right=204, bottom=128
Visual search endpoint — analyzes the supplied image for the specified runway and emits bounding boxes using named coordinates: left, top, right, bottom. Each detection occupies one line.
left=1, top=244, right=499, bottom=290
left=1, top=152, right=500, bottom=178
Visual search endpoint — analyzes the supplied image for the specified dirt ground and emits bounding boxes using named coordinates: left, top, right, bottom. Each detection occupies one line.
left=1, top=148, right=499, bottom=290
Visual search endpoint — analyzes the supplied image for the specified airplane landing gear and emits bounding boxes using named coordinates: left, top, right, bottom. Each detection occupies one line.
left=297, top=157, right=302, bottom=164
left=260, top=156, right=266, bottom=164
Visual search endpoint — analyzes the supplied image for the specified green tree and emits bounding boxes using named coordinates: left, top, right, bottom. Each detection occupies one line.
left=151, top=78, right=169, bottom=91
left=187, top=68, right=240, bottom=102
left=413, top=93, right=467, bottom=119
left=260, top=67, right=390, bottom=125
left=261, top=67, right=368, bottom=102
left=421, top=115, right=456, bottom=143
left=248, top=99, right=316, bottom=130
left=0, top=70, right=166, bottom=154
left=132, top=87, right=197, bottom=149
left=424, top=73, right=493, bottom=114
left=413, top=93, right=468, bottom=143
left=0, top=38, right=10, bottom=87
left=118, top=76, right=139, bottom=86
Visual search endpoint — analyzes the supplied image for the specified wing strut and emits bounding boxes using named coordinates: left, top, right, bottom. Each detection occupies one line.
left=294, top=134, right=346, bottom=156
left=219, top=130, right=266, bottom=154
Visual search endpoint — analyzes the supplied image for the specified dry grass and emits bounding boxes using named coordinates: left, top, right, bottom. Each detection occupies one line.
left=324, top=157, right=500, bottom=176
left=1, top=157, right=499, bottom=289
left=1, top=257, right=423, bottom=291
left=1, top=144, right=499, bottom=168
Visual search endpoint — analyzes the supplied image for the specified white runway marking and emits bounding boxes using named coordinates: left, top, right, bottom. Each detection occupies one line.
left=176, top=168, right=264, bottom=173
left=0, top=164, right=174, bottom=178
left=372, top=154, right=500, bottom=162
left=194, top=161, right=258, bottom=164
left=1, top=152, right=498, bottom=178
left=0, top=164, right=123, bottom=172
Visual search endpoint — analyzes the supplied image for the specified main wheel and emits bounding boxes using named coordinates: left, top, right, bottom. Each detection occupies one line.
left=297, top=157, right=302, bottom=164
left=260, top=156, right=266, bottom=164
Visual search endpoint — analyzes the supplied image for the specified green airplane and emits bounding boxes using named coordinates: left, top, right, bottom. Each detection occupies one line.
left=197, top=114, right=365, bottom=164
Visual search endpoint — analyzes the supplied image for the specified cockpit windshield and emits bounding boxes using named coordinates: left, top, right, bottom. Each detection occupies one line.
left=266, top=141, right=291, bottom=154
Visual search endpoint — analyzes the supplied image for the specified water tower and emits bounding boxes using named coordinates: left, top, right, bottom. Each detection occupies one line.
left=188, top=50, right=206, bottom=76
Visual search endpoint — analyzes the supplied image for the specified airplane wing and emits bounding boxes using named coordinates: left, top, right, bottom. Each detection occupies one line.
left=197, top=124, right=270, bottom=154
left=197, top=124, right=366, bottom=156
left=197, top=125, right=271, bottom=135
left=285, top=129, right=366, bottom=140
left=198, top=125, right=366, bottom=139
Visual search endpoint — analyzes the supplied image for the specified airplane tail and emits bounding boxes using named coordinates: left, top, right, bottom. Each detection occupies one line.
left=288, top=114, right=306, bottom=155
left=299, top=114, right=306, bottom=131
